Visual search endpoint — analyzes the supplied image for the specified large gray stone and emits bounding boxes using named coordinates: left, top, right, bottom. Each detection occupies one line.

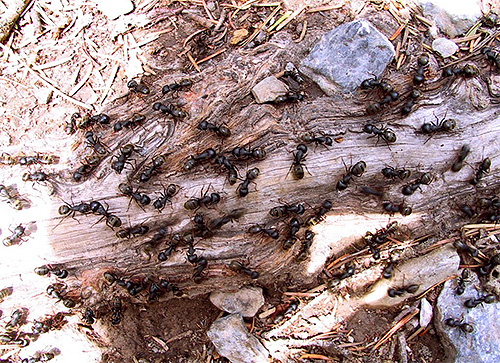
left=414, top=0, right=481, bottom=38
left=363, top=245, right=460, bottom=308
left=207, top=314, right=269, bottom=363
left=210, top=287, right=264, bottom=317
left=299, top=19, right=394, bottom=95
left=435, top=272, right=500, bottom=363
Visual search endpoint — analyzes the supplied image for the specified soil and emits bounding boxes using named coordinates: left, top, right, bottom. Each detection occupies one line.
left=0, top=1, right=499, bottom=363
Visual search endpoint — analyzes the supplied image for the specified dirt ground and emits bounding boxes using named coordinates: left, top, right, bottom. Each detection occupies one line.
left=1, top=0, right=500, bottom=362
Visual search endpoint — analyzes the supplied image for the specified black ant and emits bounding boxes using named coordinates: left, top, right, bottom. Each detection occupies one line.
left=118, top=183, right=151, bottom=210
left=232, top=146, right=266, bottom=160
left=0, top=152, right=17, bottom=165
left=402, top=172, right=433, bottom=195
left=228, top=261, right=259, bottom=279
left=272, top=91, right=303, bottom=104
left=451, top=145, right=471, bottom=172
left=464, top=294, right=495, bottom=308
left=184, top=186, right=221, bottom=210
left=193, top=256, right=208, bottom=283
left=289, top=144, right=308, bottom=180
left=114, top=113, right=146, bottom=132
left=3, top=224, right=26, bottom=246
left=248, top=224, right=279, bottom=239
left=283, top=217, right=301, bottom=250
left=470, top=157, right=491, bottom=185
left=66, top=113, right=110, bottom=134
left=420, top=113, right=456, bottom=135
left=111, top=144, right=136, bottom=174
left=84, top=131, right=107, bottom=155
left=296, top=230, right=314, bottom=261
left=364, top=221, right=398, bottom=259
left=362, top=124, right=396, bottom=144
left=46, top=283, right=76, bottom=307
left=183, top=148, right=216, bottom=172
left=388, top=284, right=419, bottom=297
left=453, top=240, right=479, bottom=258
left=0, top=184, right=24, bottom=210
left=19, top=154, right=58, bottom=166
left=197, top=120, right=231, bottom=138
left=116, top=224, right=149, bottom=239
left=214, top=155, right=239, bottom=185
left=73, top=154, right=101, bottom=182
left=162, top=79, right=192, bottom=95
left=336, top=160, right=366, bottom=191
left=22, top=171, right=49, bottom=183
left=305, top=199, right=332, bottom=226
left=158, top=233, right=183, bottom=261
left=301, top=133, right=333, bottom=147
left=269, top=202, right=305, bottom=218
left=444, top=318, right=474, bottom=333
left=237, top=167, right=259, bottom=197
left=381, top=166, right=411, bottom=180
left=110, top=297, right=122, bottom=325
left=58, top=201, right=92, bottom=223
left=153, top=184, right=179, bottom=212
left=382, top=264, right=394, bottom=279
left=382, top=201, right=412, bottom=216
left=127, top=79, right=150, bottom=94
left=455, top=269, right=469, bottom=295
left=34, top=265, right=69, bottom=279
left=152, top=102, right=188, bottom=118
left=208, top=208, right=246, bottom=230
left=139, top=155, right=165, bottom=183
left=192, top=214, right=213, bottom=239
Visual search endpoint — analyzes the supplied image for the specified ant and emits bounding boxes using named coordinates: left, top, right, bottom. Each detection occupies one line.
left=111, top=144, right=136, bottom=174
left=272, top=91, right=303, bottom=104
left=248, top=224, right=279, bottom=239
left=470, top=157, right=491, bottom=185
left=116, top=278, right=143, bottom=296
left=289, top=144, right=308, bottom=180
left=152, top=102, right=188, bottom=118
left=296, top=229, right=314, bottom=261
left=22, top=171, right=50, bottom=183
left=464, top=294, right=496, bottom=308
left=84, top=131, right=107, bottom=155
left=269, top=202, right=305, bottom=218
left=283, top=217, right=301, bottom=250
left=388, top=284, right=419, bottom=297
left=237, top=167, right=259, bottom=197
left=444, top=318, right=474, bottom=333
left=183, top=148, right=216, bottom=172
left=46, top=283, right=77, bottom=307
left=114, top=113, right=146, bottom=132
left=82, top=307, right=96, bottom=325
left=110, top=297, right=122, bottom=325
left=228, top=261, right=259, bottom=279
left=362, top=124, right=396, bottom=144
left=301, top=133, right=333, bottom=147
left=184, top=186, right=221, bottom=210
left=158, top=233, right=183, bottom=261
left=193, top=256, right=208, bottom=283
left=118, top=183, right=151, bottom=210
left=116, top=224, right=149, bottom=239
left=34, top=265, right=69, bottom=279
left=453, top=240, right=479, bottom=258
left=162, top=79, right=192, bottom=95
left=232, top=146, right=267, bottom=160
left=360, top=186, right=384, bottom=197
left=127, top=79, right=149, bottom=94
left=305, top=199, right=332, bottom=226
left=336, top=160, right=366, bottom=191
left=58, top=201, right=92, bottom=224
left=143, top=226, right=169, bottom=251
left=0, top=184, right=23, bottom=210
left=382, top=201, right=412, bottom=216
left=153, top=184, right=179, bottom=212
left=420, top=113, right=456, bottom=135
left=402, top=172, right=433, bottom=195
left=3, top=224, right=26, bottom=246
left=455, top=269, right=469, bottom=295
left=0, top=152, right=17, bottom=165
left=19, top=154, right=58, bottom=166
left=73, top=154, right=101, bottom=182
left=139, top=155, right=166, bottom=183
left=451, top=145, right=471, bottom=172
left=192, top=214, right=214, bottom=238
left=381, top=166, right=411, bottom=180
left=197, top=120, right=231, bottom=138
left=364, top=221, right=398, bottom=258
left=208, top=208, right=246, bottom=230
left=214, top=155, right=238, bottom=185
left=382, top=264, right=394, bottom=279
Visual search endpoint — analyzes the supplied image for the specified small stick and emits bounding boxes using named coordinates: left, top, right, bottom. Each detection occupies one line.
left=187, top=52, right=201, bottom=72
left=389, top=21, right=406, bottom=41
left=373, top=309, right=418, bottom=350
left=275, top=5, right=307, bottom=32
left=307, top=4, right=343, bottom=13
left=196, top=47, right=227, bottom=64
left=99, top=63, right=119, bottom=104
left=183, top=29, right=206, bottom=48
left=69, top=64, right=93, bottom=97
left=294, top=20, right=307, bottom=43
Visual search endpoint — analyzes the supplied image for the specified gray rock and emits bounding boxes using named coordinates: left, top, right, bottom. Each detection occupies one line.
left=414, top=0, right=481, bottom=38
left=251, top=76, right=288, bottom=104
left=299, top=19, right=394, bottom=94
left=435, top=271, right=500, bottom=363
left=432, top=38, right=458, bottom=58
left=95, top=0, right=134, bottom=20
left=419, top=298, right=433, bottom=328
left=363, top=245, right=459, bottom=307
left=207, top=314, right=269, bottom=363
left=210, top=287, right=264, bottom=317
